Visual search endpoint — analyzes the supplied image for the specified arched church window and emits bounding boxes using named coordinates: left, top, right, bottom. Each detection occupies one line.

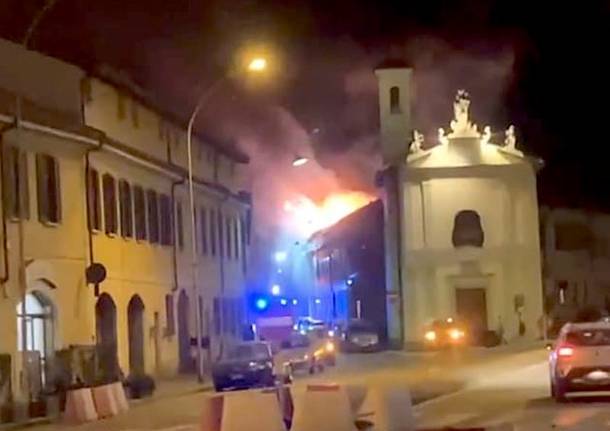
left=390, top=86, right=401, bottom=113
left=452, top=210, right=484, bottom=247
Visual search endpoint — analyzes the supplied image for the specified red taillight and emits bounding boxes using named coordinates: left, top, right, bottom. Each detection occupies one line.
left=558, top=346, right=574, bottom=357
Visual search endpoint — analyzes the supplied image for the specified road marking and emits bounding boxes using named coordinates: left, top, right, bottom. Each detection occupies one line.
left=124, top=426, right=197, bottom=431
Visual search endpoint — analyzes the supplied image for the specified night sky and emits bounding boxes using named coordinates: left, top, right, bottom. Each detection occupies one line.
left=1, top=0, right=610, bottom=209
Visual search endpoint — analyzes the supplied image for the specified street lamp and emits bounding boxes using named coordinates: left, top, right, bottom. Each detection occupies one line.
left=292, top=155, right=309, bottom=167
left=186, top=57, right=267, bottom=381
left=248, top=58, right=267, bottom=72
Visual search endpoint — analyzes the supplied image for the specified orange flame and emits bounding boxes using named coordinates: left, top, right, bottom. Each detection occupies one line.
left=284, top=192, right=375, bottom=237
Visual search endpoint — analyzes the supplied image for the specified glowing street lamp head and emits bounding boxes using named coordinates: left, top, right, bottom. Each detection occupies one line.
left=271, top=284, right=281, bottom=296
left=274, top=251, right=287, bottom=263
left=292, top=155, right=309, bottom=167
left=248, top=57, right=267, bottom=72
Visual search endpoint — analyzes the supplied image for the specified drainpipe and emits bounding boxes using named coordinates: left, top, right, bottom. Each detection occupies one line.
left=85, top=141, right=104, bottom=296
left=0, top=123, right=16, bottom=296
left=215, top=194, right=230, bottom=361
left=170, top=178, right=186, bottom=292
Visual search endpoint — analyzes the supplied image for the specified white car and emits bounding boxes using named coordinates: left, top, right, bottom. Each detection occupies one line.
left=549, top=321, right=610, bottom=401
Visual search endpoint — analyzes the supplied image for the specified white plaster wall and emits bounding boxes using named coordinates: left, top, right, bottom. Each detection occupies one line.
left=401, top=165, right=543, bottom=344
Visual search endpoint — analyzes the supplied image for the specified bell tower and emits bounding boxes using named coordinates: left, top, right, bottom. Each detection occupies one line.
left=374, top=59, right=413, bottom=165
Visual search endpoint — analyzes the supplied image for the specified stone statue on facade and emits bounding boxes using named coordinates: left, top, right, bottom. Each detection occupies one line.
left=504, top=125, right=516, bottom=150
left=438, top=127, right=448, bottom=145
left=411, top=129, right=424, bottom=153
left=449, top=89, right=479, bottom=138
left=481, top=125, right=492, bottom=145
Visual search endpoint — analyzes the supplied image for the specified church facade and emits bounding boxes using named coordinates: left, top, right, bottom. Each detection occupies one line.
left=376, top=63, right=544, bottom=347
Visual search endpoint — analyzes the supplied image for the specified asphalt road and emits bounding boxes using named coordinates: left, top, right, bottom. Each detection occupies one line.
left=34, top=344, right=610, bottom=431
left=415, top=349, right=610, bottom=430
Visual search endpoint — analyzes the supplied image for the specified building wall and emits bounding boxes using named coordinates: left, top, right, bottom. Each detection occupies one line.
left=83, top=80, right=250, bottom=376
left=542, top=207, right=610, bottom=329
left=401, top=165, right=543, bottom=344
left=0, top=42, right=251, bottom=405
left=84, top=78, right=242, bottom=190
left=0, top=127, right=92, bottom=400
left=0, top=38, right=83, bottom=122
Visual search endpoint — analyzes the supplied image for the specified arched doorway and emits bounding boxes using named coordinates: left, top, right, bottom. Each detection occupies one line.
left=95, top=293, right=119, bottom=380
left=16, top=291, right=54, bottom=394
left=177, top=290, right=192, bottom=373
left=127, top=295, right=145, bottom=375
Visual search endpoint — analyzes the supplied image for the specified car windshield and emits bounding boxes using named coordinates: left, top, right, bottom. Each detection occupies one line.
left=348, top=320, right=375, bottom=332
left=228, top=344, right=270, bottom=360
left=566, top=329, right=610, bottom=346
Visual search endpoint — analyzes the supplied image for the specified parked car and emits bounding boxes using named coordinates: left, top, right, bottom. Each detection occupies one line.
left=276, top=331, right=337, bottom=378
left=294, top=317, right=326, bottom=334
left=549, top=321, right=610, bottom=402
left=423, top=318, right=468, bottom=348
left=212, top=342, right=276, bottom=392
left=340, top=319, right=381, bottom=353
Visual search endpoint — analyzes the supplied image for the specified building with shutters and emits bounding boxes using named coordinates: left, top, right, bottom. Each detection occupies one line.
left=0, top=38, right=250, bottom=411
left=375, top=62, right=544, bottom=348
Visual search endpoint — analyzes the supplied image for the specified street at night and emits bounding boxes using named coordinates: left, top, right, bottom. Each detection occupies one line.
left=2, top=1, right=610, bottom=430
left=21, top=344, right=590, bottom=431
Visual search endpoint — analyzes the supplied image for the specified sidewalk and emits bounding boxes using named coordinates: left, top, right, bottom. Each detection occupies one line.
left=0, top=376, right=211, bottom=431
left=1, top=345, right=547, bottom=431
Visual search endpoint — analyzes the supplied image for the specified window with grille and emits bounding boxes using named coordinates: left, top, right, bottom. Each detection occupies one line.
left=176, top=201, right=184, bottom=250
left=119, top=180, right=133, bottom=238
left=226, top=216, right=232, bottom=259
left=3, top=146, right=29, bottom=220
left=234, top=217, right=240, bottom=260
left=36, top=154, right=61, bottom=224
left=210, top=208, right=217, bottom=256
left=102, top=174, right=117, bottom=235
left=200, top=206, right=208, bottom=255
left=133, top=185, right=147, bottom=240
left=147, top=189, right=159, bottom=244
left=87, top=169, right=101, bottom=230
left=160, top=194, right=173, bottom=246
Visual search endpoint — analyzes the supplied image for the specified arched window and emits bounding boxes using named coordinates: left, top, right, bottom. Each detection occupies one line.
left=452, top=210, right=484, bottom=247
left=390, top=86, right=401, bottom=114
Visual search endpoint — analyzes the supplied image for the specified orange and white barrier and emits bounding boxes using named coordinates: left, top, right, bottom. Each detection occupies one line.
left=419, top=427, right=513, bottom=431
left=63, top=388, right=98, bottom=424
left=220, top=390, right=286, bottom=431
left=199, top=393, right=223, bottom=431
left=358, top=385, right=415, bottom=431
left=291, top=384, right=357, bottom=431
left=110, top=381, right=129, bottom=413
left=344, top=384, right=368, bottom=414
left=92, top=384, right=120, bottom=418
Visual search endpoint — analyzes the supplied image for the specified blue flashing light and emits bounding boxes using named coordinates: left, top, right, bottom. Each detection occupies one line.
left=292, top=299, right=298, bottom=305
left=274, top=251, right=287, bottom=263
left=255, top=298, right=269, bottom=311
left=280, top=298, right=288, bottom=306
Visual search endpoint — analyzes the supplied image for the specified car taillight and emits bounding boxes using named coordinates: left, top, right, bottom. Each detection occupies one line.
left=558, top=346, right=574, bottom=357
